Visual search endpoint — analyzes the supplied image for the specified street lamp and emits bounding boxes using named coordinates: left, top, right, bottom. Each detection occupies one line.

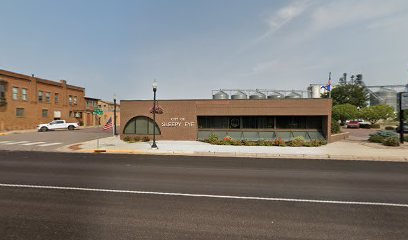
left=152, top=80, right=158, bottom=149
left=113, top=94, right=117, bottom=136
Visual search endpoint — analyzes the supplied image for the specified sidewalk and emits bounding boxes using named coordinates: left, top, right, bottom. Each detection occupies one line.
left=59, top=136, right=408, bottom=162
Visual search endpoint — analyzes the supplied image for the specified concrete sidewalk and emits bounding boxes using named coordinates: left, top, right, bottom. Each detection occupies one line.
left=59, top=136, right=408, bottom=162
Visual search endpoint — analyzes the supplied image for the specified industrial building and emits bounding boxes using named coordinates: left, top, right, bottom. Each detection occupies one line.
left=121, top=90, right=333, bottom=142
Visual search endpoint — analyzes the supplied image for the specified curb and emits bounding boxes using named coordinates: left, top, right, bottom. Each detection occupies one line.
left=65, top=148, right=408, bottom=162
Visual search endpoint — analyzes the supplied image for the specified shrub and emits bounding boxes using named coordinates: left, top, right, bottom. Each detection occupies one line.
left=303, top=142, right=312, bottom=147
left=289, top=136, right=305, bottom=147
left=256, top=140, right=266, bottom=146
left=142, top=136, right=150, bottom=142
left=369, top=130, right=398, bottom=138
left=208, top=133, right=219, bottom=144
left=273, top=137, right=286, bottom=146
left=383, top=136, right=400, bottom=147
left=230, top=140, right=242, bottom=146
left=359, top=123, right=371, bottom=129
left=368, top=135, right=385, bottom=143
left=223, top=136, right=232, bottom=142
left=133, top=136, right=141, bottom=142
left=123, top=136, right=132, bottom=142
left=384, top=126, right=395, bottom=131
left=405, top=136, right=408, bottom=142
left=370, top=123, right=381, bottom=129
left=331, top=120, right=341, bottom=134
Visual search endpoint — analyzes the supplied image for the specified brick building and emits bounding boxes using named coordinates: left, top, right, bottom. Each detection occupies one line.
left=0, top=69, right=85, bottom=131
left=120, top=98, right=333, bottom=142
left=84, top=97, right=100, bottom=127
left=98, top=100, right=120, bottom=127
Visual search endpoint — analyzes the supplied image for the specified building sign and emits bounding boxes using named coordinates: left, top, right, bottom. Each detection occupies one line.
left=401, top=92, right=408, bottom=110
left=161, top=117, right=195, bottom=127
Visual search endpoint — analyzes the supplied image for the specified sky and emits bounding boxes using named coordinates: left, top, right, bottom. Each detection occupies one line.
left=1, top=0, right=408, bottom=101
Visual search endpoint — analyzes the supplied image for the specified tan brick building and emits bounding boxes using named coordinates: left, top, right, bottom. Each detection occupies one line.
left=120, top=99, right=332, bottom=142
left=98, top=100, right=120, bottom=128
left=84, top=97, right=100, bottom=127
left=0, top=69, right=85, bottom=131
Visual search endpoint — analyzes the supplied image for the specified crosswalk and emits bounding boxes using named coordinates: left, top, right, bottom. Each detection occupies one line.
left=0, top=140, right=62, bottom=147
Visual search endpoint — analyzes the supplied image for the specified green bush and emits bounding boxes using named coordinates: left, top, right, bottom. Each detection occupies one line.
left=369, top=130, right=398, bottom=138
left=384, top=126, right=395, bottom=131
left=359, top=123, right=371, bottom=129
left=368, top=135, right=385, bottom=143
left=303, top=142, right=312, bottom=147
left=383, top=136, right=400, bottom=147
left=331, top=120, right=341, bottom=134
left=405, top=136, right=408, bottom=142
left=142, top=136, right=150, bottom=142
left=208, top=133, right=219, bottom=144
left=289, top=136, right=305, bottom=147
left=133, top=136, right=141, bottom=142
left=123, top=136, right=132, bottom=142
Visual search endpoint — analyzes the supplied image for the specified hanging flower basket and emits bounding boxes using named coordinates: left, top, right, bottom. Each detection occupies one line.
left=149, top=104, right=164, bottom=114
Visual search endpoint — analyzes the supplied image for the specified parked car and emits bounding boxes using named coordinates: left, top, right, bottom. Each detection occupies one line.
left=396, top=123, right=408, bottom=133
left=357, top=120, right=371, bottom=128
left=37, top=120, right=79, bottom=132
left=346, top=121, right=360, bottom=128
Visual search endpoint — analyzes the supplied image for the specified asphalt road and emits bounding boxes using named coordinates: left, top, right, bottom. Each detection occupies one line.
left=0, top=151, right=407, bottom=239
left=0, top=127, right=111, bottom=151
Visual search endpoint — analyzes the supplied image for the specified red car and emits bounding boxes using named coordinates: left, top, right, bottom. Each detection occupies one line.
left=346, top=121, right=360, bottom=128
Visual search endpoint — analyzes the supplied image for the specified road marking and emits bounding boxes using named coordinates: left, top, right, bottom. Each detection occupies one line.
left=4, top=141, right=30, bottom=145
left=0, top=183, right=407, bottom=208
left=21, top=142, right=46, bottom=146
left=37, top=143, right=62, bottom=147
left=0, top=141, right=13, bottom=144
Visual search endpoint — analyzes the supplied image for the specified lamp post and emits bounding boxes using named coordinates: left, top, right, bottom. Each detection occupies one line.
left=152, top=80, right=158, bottom=149
left=113, top=94, right=117, bottom=136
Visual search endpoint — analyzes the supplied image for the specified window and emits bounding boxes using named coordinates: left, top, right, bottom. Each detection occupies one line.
left=0, top=84, right=6, bottom=100
left=38, top=91, right=43, bottom=102
left=55, top=93, right=59, bottom=104
left=22, top=88, right=28, bottom=101
left=69, top=95, right=73, bottom=105
left=12, top=87, right=18, bottom=100
left=16, top=108, right=24, bottom=117
left=123, top=116, right=161, bottom=135
left=73, top=96, right=77, bottom=105
left=42, top=109, right=48, bottom=118
left=45, top=92, right=51, bottom=103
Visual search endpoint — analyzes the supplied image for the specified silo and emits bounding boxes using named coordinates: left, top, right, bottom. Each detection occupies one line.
left=267, top=92, right=283, bottom=99
left=249, top=91, right=266, bottom=99
left=231, top=91, right=247, bottom=100
left=311, top=85, right=321, bottom=98
left=213, top=90, right=229, bottom=100
left=285, top=91, right=301, bottom=99
left=370, top=87, right=397, bottom=110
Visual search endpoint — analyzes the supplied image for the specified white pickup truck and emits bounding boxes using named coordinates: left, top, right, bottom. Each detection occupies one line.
left=37, top=120, right=79, bottom=132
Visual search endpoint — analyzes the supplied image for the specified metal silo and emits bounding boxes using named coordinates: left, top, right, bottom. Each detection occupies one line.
left=213, top=90, right=229, bottom=100
left=249, top=91, right=266, bottom=99
left=267, top=92, right=283, bottom=99
left=370, top=87, right=397, bottom=110
left=231, top=91, right=247, bottom=100
left=285, top=91, right=301, bottom=99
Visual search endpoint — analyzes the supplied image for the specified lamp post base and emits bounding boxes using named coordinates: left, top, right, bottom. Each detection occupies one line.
left=151, top=142, right=158, bottom=149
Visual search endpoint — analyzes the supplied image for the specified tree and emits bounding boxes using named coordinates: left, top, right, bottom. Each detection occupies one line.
left=332, top=104, right=359, bottom=125
left=322, top=83, right=368, bottom=108
left=359, top=105, right=395, bottom=125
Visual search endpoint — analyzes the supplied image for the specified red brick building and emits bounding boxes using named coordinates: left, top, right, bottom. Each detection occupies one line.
left=0, top=69, right=85, bottom=131
left=120, top=99, right=332, bottom=142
